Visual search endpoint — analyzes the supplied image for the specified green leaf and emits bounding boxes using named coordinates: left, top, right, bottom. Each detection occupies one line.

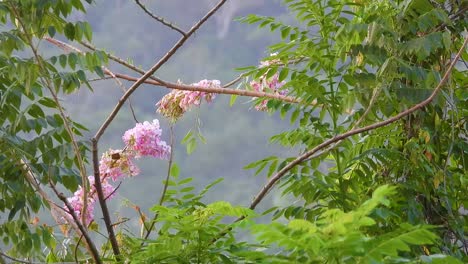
left=68, top=53, right=78, bottom=70
left=181, top=130, right=193, bottom=144
left=59, top=54, right=67, bottom=68
left=186, top=138, right=197, bottom=154
left=281, top=26, right=291, bottom=39
left=170, top=163, right=180, bottom=177
left=94, top=66, right=104, bottom=78
left=50, top=56, right=57, bottom=65
left=47, top=26, right=56, bottom=37
left=229, top=94, right=238, bottom=106
left=278, top=67, right=289, bottom=82
left=290, top=108, right=300, bottom=124
left=84, top=22, right=93, bottom=41
left=64, top=23, right=75, bottom=40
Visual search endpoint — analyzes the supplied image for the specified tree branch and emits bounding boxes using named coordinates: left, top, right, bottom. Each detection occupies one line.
left=79, top=40, right=165, bottom=84
left=91, top=138, right=121, bottom=259
left=111, top=72, right=302, bottom=104
left=134, top=0, right=187, bottom=36
left=246, top=33, right=468, bottom=212
left=79, top=41, right=312, bottom=106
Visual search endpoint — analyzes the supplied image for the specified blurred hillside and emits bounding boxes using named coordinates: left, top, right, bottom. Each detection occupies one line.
left=61, top=0, right=298, bottom=232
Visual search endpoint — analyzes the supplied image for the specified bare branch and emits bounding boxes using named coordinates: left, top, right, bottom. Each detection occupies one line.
left=82, top=40, right=242, bottom=88
left=246, top=33, right=468, bottom=212
left=0, top=251, right=41, bottom=264
left=91, top=138, right=121, bottom=259
left=134, top=0, right=187, bottom=36
left=111, top=72, right=302, bottom=104
left=80, top=41, right=311, bottom=105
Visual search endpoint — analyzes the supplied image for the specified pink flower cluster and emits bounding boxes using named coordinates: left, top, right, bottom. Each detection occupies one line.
left=66, top=176, right=115, bottom=226
left=156, top=79, right=219, bottom=121
left=123, top=119, right=171, bottom=159
left=250, top=73, right=287, bottom=111
left=65, top=119, right=170, bottom=226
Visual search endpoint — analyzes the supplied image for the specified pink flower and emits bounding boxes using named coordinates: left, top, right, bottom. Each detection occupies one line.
left=65, top=176, right=117, bottom=226
left=122, top=119, right=171, bottom=159
left=66, top=176, right=97, bottom=226
left=156, top=90, right=186, bottom=120
left=156, top=80, right=219, bottom=121
left=99, top=149, right=139, bottom=181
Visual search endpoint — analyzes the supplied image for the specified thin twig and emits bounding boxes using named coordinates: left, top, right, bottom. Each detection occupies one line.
left=111, top=218, right=131, bottom=228
left=245, top=33, right=468, bottom=212
left=74, top=235, right=83, bottom=264
left=94, top=0, right=228, bottom=141
left=223, top=73, right=245, bottom=88
left=351, top=83, right=383, bottom=129
left=0, top=251, right=40, bottom=264
left=143, top=124, right=175, bottom=241
left=134, top=0, right=187, bottom=36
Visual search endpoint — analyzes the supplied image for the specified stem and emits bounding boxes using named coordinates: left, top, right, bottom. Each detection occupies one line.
left=143, top=124, right=175, bottom=241
left=0, top=251, right=40, bottom=264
